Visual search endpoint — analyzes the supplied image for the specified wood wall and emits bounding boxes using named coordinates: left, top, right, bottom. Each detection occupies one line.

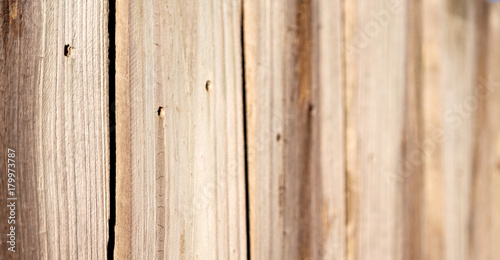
left=1, top=0, right=500, bottom=259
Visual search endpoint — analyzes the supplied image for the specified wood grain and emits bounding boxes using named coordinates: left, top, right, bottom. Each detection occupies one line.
left=344, top=1, right=408, bottom=259
left=244, top=0, right=345, bottom=259
left=422, top=0, right=445, bottom=259
left=440, top=1, right=477, bottom=258
left=420, top=1, right=500, bottom=259
left=115, top=0, right=247, bottom=259
left=486, top=4, right=500, bottom=259
left=0, top=0, right=109, bottom=259
left=2, top=1, right=499, bottom=259
left=486, top=6, right=500, bottom=260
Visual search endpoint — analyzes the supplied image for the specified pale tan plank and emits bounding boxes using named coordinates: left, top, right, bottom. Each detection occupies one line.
left=0, top=0, right=109, bottom=259
left=488, top=6, right=500, bottom=260
left=422, top=0, right=445, bottom=259
left=400, top=0, right=424, bottom=258
left=468, top=2, right=500, bottom=260
left=344, top=1, right=408, bottom=259
left=422, top=1, right=500, bottom=260
left=244, top=0, right=345, bottom=259
left=440, top=1, right=477, bottom=259
left=115, top=0, right=247, bottom=259
left=317, top=1, right=346, bottom=259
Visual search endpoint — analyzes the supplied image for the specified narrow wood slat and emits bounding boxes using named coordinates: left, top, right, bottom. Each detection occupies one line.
left=468, top=1, right=500, bottom=259
left=487, top=6, right=500, bottom=260
left=115, top=0, right=247, bottom=259
left=0, top=0, right=109, bottom=259
left=422, top=0, right=445, bottom=259
left=345, top=1, right=410, bottom=259
left=440, top=1, right=477, bottom=259
left=421, top=1, right=500, bottom=259
left=244, top=0, right=345, bottom=259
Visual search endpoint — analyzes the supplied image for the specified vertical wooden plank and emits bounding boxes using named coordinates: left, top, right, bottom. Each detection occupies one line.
left=317, top=1, right=346, bottom=259
left=421, top=1, right=500, bottom=260
left=487, top=6, right=500, bottom=260
left=469, top=1, right=500, bottom=260
left=0, top=0, right=109, bottom=259
left=422, top=0, right=445, bottom=259
left=440, top=1, right=477, bottom=259
left=400, top=0, right=424, bottom=259
left=244, top=0, right=345, bottom=259
left=344, top=1, right=410, bottom=259
left=115, top=0, right=247, bottom=259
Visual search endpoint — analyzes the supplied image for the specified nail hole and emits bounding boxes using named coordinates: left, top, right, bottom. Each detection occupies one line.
left=276, top=134, right=281, bottom=141
left=205, top=80, right=212, bottom=92
left=157, top=106, right=165, bottom=118
left=308, top=103, right=315, bottom=114
left=64, top=44, right=73, bottom=57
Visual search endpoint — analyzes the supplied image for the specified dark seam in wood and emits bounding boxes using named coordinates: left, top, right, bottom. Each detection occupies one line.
left=469, top=1, right=490, bottom=258
left=400, top=0, right=424, bottom=259
left=294, top=0, right=316, bottom=258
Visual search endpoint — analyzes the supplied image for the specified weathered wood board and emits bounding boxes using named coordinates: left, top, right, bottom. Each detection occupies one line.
left=422, top=1, right=500, bottom=259
left=0, top=0, right=109, bottom=259
left=344, top=1, right=411, bottom=259
left=115, top=0, right=247, bottom=259
left=437, top=1, right=500, bottom=259
left=244, top=0, right=345, bottom=259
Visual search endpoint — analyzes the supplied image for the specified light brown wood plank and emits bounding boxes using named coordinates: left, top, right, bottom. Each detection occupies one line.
left=440, top=1, right=477, bottom=259
left=0, top=0, right=109, bottom=259
left=422, top=1, right=500, bottom=260
left=244, top=0, right=345, bottom=259
left=344, top=1, right=409, bottom=259
left=400, top=0, right=424, bottom=259
left=487, top=6, right=500, bottom=260
left=468, top=1, right=500, bottom=259
left=422, top=0, right=445, bottom=259
left=115, top=0, right=247, bottom=259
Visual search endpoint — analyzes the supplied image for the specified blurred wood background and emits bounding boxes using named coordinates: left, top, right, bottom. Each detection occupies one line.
left=1, top=0, right=500, bottom=259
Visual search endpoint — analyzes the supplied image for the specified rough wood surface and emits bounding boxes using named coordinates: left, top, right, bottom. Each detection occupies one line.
left=344, top=1, right=408, bottom=259
left=115, top=0, right=247, bottom=259
left=2, top=1, right=500, bottom=259
left=0, top=0, right=109, bottom=259
left=244, top=0, right=345, bottom=259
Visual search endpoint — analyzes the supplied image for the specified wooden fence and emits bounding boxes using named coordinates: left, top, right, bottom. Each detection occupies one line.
left=1, top=0, right=500, bottom=259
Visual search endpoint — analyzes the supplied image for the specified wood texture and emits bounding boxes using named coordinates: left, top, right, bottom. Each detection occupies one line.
left=420, top=1, right=500, bottom=259
left=2, top=1, right=500, bottom=259
left=422, top=0, right=445, bottom=259
left=115, top=0, right=247, bottom=259
left=345, top=1, right=500, bottom=259
left=244, top=0, right=345, bottom=259
left=344, top=1, right=409, bottom=259
left=0, top=0, right=109, bottom=259
left=246, top=0, right=500, bottom=259
left=114, top=0, right=500, bottom=259
left=439, top=1, right=500, bottom=259
left=440, top=1, right=477, bottom=258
